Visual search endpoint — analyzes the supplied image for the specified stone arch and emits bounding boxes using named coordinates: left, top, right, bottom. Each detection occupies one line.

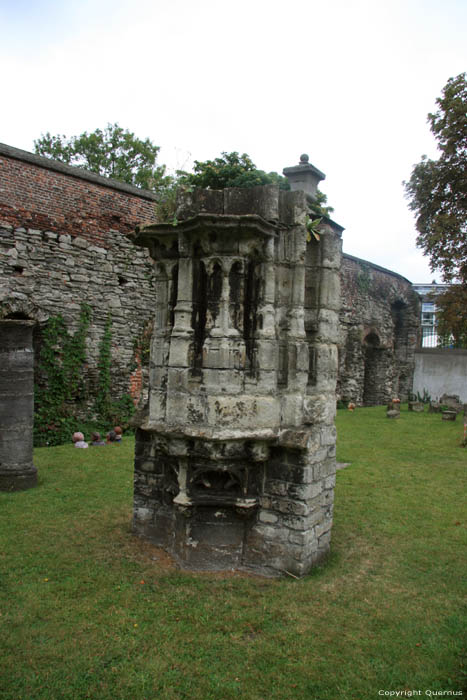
left=1, top=298, right=50, bottom=387
left=0, top=297, right=47, bottom=324
left=391, top=299, right=408, bottom=347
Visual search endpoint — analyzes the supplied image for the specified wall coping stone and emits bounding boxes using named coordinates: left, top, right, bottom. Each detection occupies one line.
left=342, top=252, right=413, bottom=284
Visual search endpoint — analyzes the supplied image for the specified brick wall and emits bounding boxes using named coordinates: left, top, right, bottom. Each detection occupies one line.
left=0, top=144, right=158, bottom=411
left=0, top=143, right=156, bottom=242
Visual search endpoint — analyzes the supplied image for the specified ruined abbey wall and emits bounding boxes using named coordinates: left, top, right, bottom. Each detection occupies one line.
left=0, top=143, right=157, bottom=407
left=338, top=254, right=420, bottom=405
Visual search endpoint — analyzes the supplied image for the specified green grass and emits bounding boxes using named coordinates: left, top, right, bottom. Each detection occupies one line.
left=1, top=407, right=465, bottom=700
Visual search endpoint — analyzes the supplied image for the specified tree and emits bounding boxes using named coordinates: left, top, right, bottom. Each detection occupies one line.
left=404, top=73, right=467, bottom=284
left=404, top=73, right=467, bottom=346
left=435, top=285, right=467, bottom=348
left=34, top=123, right=168, bottom=191
left=177, top=151, right=291, bottom=190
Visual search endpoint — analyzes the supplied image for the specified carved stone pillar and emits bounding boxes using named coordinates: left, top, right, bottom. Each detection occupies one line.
left=132, top=176, right=343, bottom=577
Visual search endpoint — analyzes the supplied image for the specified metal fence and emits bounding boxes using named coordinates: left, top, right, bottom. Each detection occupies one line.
left=421, top=326, right=466, bottom=349
left=421, top=326, right=439, bottom=348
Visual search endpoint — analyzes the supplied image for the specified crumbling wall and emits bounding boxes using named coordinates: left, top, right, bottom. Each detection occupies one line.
left=338, top=254, right=420, bottom=405
left=0, top=143, right=157, bottom=408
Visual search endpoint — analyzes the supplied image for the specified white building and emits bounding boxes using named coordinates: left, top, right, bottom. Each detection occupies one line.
left=412, top=282, right=449, bottom=347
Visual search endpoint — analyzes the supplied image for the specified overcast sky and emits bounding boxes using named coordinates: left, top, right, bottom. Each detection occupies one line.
left=2, top=0, right=466, bottom=283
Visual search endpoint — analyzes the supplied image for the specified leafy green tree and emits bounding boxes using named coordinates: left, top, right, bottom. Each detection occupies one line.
left=34, top=123, right=168, bottom=191
left=404, top=73, right=467, bottom=284
left=435, top=285, right=467, bottom=348
left=404, top=73, right=467, bottom=346
left=177, top=151, right=291, bottom=191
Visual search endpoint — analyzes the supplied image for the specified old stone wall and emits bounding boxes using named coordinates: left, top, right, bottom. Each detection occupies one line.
left=338, top=254, right=420, bottom=405
left=0, top=143, right=158, bottom=409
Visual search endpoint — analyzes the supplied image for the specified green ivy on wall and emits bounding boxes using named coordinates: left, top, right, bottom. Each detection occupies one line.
left=357, top=264, right=372, bottom=294
left=34, top=304, right=135, bottom=447
left=93, top=313, right=135, bottom=426
left=34, top=303, right=91, bottom=446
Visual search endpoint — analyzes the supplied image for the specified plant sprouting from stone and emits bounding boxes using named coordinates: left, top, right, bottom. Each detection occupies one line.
left=306, top=216, right=322, bottom=242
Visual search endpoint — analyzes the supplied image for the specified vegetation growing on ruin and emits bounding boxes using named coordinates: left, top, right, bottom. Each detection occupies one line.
left=34, top=305, right=134, bottom=446
left=177, top=151, right=290, bottom=190
left=4, top=407, right=465, bottom=698
left=34, top=303, right=91, bottom=446
left=155, top=150, right=333, bottom=223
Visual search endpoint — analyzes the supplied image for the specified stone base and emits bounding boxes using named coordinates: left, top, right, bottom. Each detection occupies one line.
left=133, top=424, right=336, bottom=578
left=0, top=467, right=37, bottom=491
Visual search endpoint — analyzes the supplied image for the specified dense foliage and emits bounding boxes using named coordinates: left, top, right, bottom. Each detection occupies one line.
left=405, top=73, right=467, bottom=345
left=34, top=304, right=91, bottom=446
left=34, top=123, right=168, bottom=191
left=177, top=151, right=290, bottom=190
left=404, top=73, right=467, bottom=284
left=435, top=285, right=467, bottom=347
left=34, top=305, right=134, bottom=446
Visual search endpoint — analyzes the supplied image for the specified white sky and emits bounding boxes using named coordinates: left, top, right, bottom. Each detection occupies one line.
left=1, top=0, right=466, bottom=283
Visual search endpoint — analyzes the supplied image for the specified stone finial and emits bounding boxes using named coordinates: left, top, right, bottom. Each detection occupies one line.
left=283, top=155, right=326, bottom=202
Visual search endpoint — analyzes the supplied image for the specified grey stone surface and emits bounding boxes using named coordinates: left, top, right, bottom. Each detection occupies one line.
left=133, top=181, right=343, bottom=577
left=338, top=254, right=420, bottom=406
left=0, top=320, right=37, bottom=491
left=0, top=222, right=156, bottom=411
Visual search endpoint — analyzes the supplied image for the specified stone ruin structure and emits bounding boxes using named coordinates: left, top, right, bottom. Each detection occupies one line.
left=0, top=319, right=37, bottom=490
left=0, top=142, right=157, bottom=414
left=0, top=144, right=420, bottom=421
left=132, top=179, right=343, bottom=577
left=338, top=254, right=420, bottom=406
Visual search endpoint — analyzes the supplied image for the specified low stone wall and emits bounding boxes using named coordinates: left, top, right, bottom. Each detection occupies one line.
left=413, top=349, right=467, bottom=403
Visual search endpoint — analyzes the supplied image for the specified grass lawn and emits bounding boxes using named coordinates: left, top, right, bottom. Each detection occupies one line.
left=1, top=407, right=465, bottom=700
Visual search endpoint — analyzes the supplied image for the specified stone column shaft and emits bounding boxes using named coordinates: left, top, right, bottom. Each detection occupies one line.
left=0, top=320, right=37, bottom=491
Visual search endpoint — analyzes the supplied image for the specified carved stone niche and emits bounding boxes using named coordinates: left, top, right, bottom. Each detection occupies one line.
left=131, top=183, right=343, bottom=577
